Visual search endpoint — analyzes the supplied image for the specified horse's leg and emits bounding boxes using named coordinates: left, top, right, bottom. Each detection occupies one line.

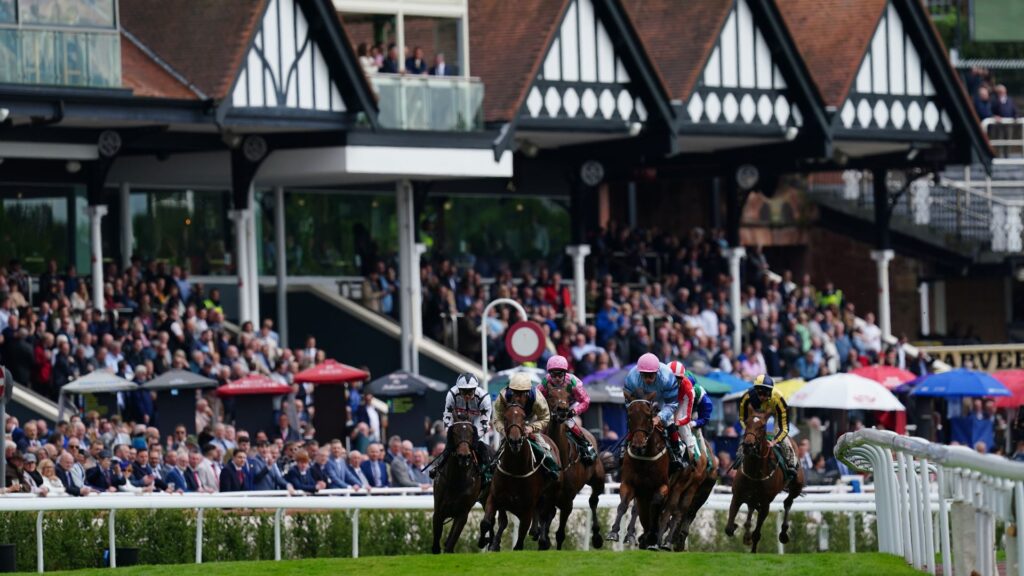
left=624, top=499, right=640, bottom=546
left=679, top=473, right=716, bottom=550
left=432, top=510, right=445, bottom=554
left=554, top=500, right=572, bottom=550
left=588, top=483, right=604, bottom=549
left=444, top=511, right=469, bottom=553
left=742, top=503, right=754, bottom=546
left=750, top=503, right=770, bottom=554
left=780, top=477, right=803, bottom=545
left=478, top=494, right=496, bottom=550
left=724, top=494, right=742, bottom=537
left=606, top=483, right=632, bottom=542
left=490, top=510, right=510, bottom=552
left=515, top=509, right=533, bottom=551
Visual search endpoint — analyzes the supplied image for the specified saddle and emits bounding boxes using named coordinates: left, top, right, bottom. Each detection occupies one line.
left=771, top=445, right=796, bottom=484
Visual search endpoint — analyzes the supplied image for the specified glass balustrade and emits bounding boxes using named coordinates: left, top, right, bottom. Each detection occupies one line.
left=369, top=73, right=483, bottom=131
left=0, top=27, right=119, bottom=88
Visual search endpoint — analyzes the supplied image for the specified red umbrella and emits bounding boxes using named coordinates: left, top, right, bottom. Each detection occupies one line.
left=217, top=374, right=292, bottom=397
left=993, top=370, right=1024, bottom=408
left=294, top=359, right=369, bottom=385
left=850, top=366, right=917, bottom=390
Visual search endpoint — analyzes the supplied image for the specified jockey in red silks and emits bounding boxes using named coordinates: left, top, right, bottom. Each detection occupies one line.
left=537, top=355, right=596, bottom=465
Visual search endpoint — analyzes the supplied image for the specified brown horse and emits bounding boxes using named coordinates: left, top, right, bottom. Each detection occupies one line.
left=659, top=434, right=719, bottom=550
left=478, top=403, right=560, bottom=551
left=606, top=392, right=670, bottom=549
left=725, top=408, right=804, bottom=553
left=538, top=382, right=605, bottom=550
left=431, top=420, right=484, bottom=554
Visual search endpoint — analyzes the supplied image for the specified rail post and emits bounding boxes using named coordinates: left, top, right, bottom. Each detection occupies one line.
left=352, top=509, right=359, bottom=558
left=109, top=509, right=117, bottom=568
left=195, top=508, right=204, bottom=564
left=35, top=511, right=42, bottom=574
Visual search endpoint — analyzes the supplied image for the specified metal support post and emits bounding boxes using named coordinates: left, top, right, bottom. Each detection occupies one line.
left=352, top=509, right=360, bottom=558
left=195, top=508, right=204, bottom=564
left=480, top=298, right=528, bottom=389
left=109, top=509, right=116, bottom=568
left=119, top=183, right=132, bottom=269
left=274, top=508, right=283, bottom=561
left=724, top=247, right=746, bottom=353
left=229, top=210, right=250, bottom=324
left=274, top=186, right=288, bottom=348
left=870, top=249, right=895, bottom=341
left=397, top=179, right=415, bottom=372
left=566, top=244, right=590, bottom=326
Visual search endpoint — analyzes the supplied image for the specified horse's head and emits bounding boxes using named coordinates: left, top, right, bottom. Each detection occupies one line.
left=546, top=381, right=572, bottom=423
left=503, top=403, right=528, bottom=452
left=448, top=420, right=476, bottom=468
left=625, top=391, right=657, bottom=450
left=742, top=408, right=769, bottom=458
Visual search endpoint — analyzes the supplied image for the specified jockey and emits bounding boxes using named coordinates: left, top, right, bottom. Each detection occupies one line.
left=738, top=374, right=798, bottom=478
left=537, top=355, right=596, bottom=465
left=668, top=361, right=697, bottom=469
left=430, top=372, right=492, bottom=479
left=623, top=352, right=684, bottom=471
left=491, top=371, right=560, bottom=480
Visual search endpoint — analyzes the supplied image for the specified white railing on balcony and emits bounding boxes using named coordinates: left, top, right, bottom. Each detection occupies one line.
left=982, top=117, right=1024, bottom=164
left=369, top=73, right=483, bottom=131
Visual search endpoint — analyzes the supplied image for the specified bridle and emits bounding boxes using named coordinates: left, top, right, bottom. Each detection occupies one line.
left=626, top=399, right=656, bottom=441
left=625, top=398, right=665, bottom=461
left=503, top=403, right=528, bottom=452
left=497, top=403, right=541, bottom=478
left=740, top=415, right=775, bottom=481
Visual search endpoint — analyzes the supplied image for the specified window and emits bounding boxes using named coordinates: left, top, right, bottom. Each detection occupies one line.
left=0, top=187, right=72, bottom=274
left=19, top=0, right=117, bottom=29
left=131, top=190, right=233, bottom=275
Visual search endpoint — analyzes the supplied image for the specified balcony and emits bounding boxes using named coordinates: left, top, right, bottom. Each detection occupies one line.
left=0, top=27, right=120, bottom=88
left=369, top=73, right=483, bottom=131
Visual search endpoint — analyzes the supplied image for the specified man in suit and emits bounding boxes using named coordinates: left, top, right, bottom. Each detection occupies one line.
left=184, top=452, right=204, bottom=492
left=250, top=441, right=286, bottom=490
left=284, top=450, right=324, bottom=493
left=130, top=449, right=168, bottom=492
left=326, top=440, right=361, bottom=489
left=310, top=447, right=331, bottom=487
left=163, top=451, right=187, bottom=493
left=219, top=449, right=252, bottom=492
left=196, top=444, right=220, bottom=493
left=85, top=451, right=125, bottom=492
left=360, top=443, right=389, bottom=488
left=346, top=450, right=370, bottom=488
left=388, top=440, right=419, bottom=488
left=275, top=413, right=300, bottom=443
left=57, top=452, right=91, bottom=496
left=378, top=44, right=400, bottom=73
left=429, top=53, right=458, bottom=77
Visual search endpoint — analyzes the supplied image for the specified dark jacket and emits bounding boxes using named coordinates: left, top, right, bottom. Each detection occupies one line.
left=360, top=460, right=389, bottom=488
left=86, top=465, right=126, bottom=491
left=219, top=462, right=253, bottom=492
left=284, top=465, right=319, bottom=493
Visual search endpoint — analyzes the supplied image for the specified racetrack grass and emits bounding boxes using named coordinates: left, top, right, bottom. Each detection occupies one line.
left=17, top=551, right=922, bottom=575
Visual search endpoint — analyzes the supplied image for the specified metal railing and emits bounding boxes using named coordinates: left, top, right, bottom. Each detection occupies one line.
left=836, top=428, right=1024, bottom=576
left=368, top=73, right=484, bottom=131
left=982, top=117, right=1024, bottom=164
left=3, top=482, right=898, bottom=571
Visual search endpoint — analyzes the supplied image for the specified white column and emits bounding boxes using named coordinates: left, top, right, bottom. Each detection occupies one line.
left=229, top=210, right=250, bottom=324
left=118, top=183, right=132, bottom=270
left=565, top=244, right=590, bottom=326
left=723, top=247, right=746, bottom=353
left=411, top=243, right=426, bottom=374
left=274, top=186, right=288, bottom=348
left=87, top=205, right=108, bottom=313
left=871, top=249, right=896, bottom=339
left=919, top=282, right=930, bottom=337
left=246, top=193, right=260, bottom=325
left=396, top=179, right=415, bottom=372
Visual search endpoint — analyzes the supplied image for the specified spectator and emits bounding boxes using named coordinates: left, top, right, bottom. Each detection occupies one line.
left=429, top=52, right=457, bottom=76
left=162, top=451, right=186, bottom=493
left=219, top=448, right=252, bottom=492
left=717, top=451, right=735, bottom=486
left=361, top=442, right=389, bottom=488
left=86, top=450, right=126, bottom=492
left=38, top=459, right=66, bottom=496
left=285, top=449, right=323, bottom=493
left=974, top=85, right=993, bottom=120
left=379, top=44, right=400, bottom=73
left=993, top=84, right=1018, bottom=119
left=405, top=46, right=428, bottom=75
left=388, top=439, right=419, bottom=488
left=57, top=452, right=91, bottom=496
left=196, top=445, right=219, bottom=493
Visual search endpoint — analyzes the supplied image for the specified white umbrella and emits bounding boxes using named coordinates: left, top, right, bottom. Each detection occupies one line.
left=788, top=373, right=905, bottom=412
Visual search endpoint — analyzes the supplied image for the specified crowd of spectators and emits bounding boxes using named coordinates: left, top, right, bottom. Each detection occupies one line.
left=396, top=221, right=918, bottom=384
left=967, top=66, right=1019, bottom=122
left=356, top=41, right=458, bottom=78
left=2, top=412, right=434, bottom=496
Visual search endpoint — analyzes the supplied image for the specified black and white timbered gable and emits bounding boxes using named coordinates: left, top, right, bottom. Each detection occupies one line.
left=684, top=0, right=801, bottom=133
left=230, top=0, right=350, bottom=115
left=837, top=2, right=951, bottom=138
left=520, top=0, right=649, bottom=127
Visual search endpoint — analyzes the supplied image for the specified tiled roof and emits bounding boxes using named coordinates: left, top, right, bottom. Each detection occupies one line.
left=119, top=0, right=266, bottom=100
left=120, top=34, right=199, bottom=100
left=621, top=0, right=732, bottom=101
left=778, top=0, right=888, bottom=107
left=469, top=0, right=568, bottom=123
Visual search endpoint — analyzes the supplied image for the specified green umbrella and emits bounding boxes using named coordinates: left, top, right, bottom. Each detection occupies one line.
left=693, top=373, right=736, bottom=395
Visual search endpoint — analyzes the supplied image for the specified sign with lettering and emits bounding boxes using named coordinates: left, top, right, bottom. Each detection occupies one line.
left=916, top=344, right=1024, bottom=372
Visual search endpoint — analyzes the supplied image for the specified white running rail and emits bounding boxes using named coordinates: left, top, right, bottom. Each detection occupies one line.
left=981, top=117, right=1024, bottom=164
left=836, top=428, right=1024, bottom=576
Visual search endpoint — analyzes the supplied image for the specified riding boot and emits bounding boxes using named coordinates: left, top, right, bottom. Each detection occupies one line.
left=475, top=441, right=493, bottom=485
left=666, top=425, right=688, bottom=472
left=571, top=426, right=596, bottom=465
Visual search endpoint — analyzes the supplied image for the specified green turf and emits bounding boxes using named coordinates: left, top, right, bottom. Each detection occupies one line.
left=17, top=551, right=922, bottom=576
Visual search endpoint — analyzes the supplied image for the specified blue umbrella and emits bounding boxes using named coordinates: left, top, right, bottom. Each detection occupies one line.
left=909, top=369, right=1011, bottom=398
left=701, top=371, right=752, bottom=395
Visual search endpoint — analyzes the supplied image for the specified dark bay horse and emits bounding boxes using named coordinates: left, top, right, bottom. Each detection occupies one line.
left=659, top=434, right=719, bottom=550
left=431, top=420, right=484, bottom=554
left=606, top=392, right=670, bottom=549
left=539, top=382, right=605, bottom=550
left=478, top=403, right=560, bottom=551
left=725, top=408, right=804, bottom=553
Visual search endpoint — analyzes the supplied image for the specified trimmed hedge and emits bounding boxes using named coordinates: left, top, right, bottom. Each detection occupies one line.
left=0, top=507, right=882, bottom=572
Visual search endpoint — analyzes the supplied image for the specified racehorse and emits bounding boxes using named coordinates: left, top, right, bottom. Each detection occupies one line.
left=478, top=403, right=560, bottom=551
left=725, top=408, right=804, bottom=553
left=431, top=420, right=484, bottom=554
left=606, top=392, right=670, bottom=549
left=538, top=381, right=605, bottom=550
left=658, top=435, right=719, bottom=550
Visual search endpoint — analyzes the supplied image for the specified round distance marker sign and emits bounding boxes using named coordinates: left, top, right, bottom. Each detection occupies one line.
left=505, top=321, right=545, bottom=363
